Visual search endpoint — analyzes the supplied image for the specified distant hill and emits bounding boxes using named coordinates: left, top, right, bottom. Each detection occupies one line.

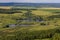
left=0, top=3, right=60, bottom=8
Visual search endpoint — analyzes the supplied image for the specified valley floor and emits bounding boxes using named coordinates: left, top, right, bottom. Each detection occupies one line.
left=0, top=7, right=60, bottom=40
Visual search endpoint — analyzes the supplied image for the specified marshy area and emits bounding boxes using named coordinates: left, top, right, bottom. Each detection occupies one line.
left=0, top=6, right=60, bottom=40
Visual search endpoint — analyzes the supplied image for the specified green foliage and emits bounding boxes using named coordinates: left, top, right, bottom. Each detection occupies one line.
left=51, top=33, right=60, bottom=40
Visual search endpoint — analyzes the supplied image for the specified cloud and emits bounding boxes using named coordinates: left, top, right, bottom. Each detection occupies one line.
left=0, top=0, right=13, bottom=2
left=0, top=0, right=60, bottom=3
left=13, top=0, right=60, bottom=3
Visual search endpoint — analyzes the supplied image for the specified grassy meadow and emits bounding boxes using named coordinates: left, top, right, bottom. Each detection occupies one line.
left=0, top=6, right=60, bottom=40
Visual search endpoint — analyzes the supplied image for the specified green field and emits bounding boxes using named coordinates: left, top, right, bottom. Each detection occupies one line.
left=0, top=7, right=60, bottom=40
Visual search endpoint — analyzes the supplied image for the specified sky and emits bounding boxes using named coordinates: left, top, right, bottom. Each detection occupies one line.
left=0, top=0, right=60, bottom=3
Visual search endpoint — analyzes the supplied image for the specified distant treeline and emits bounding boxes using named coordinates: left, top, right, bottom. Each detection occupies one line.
left=0, top=8, right=37, bottom=14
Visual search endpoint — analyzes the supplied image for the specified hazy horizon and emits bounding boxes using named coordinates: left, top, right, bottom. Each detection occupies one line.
left=0, top=0, right=60, bottom=3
